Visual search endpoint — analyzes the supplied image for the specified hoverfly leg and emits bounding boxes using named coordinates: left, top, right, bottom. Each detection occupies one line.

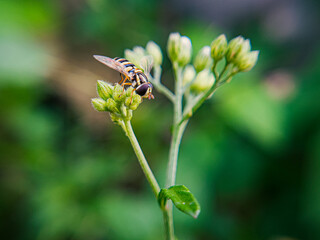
left=121, top=76, right=130, bottom=86
left=118, top=74, right=124, bottom=85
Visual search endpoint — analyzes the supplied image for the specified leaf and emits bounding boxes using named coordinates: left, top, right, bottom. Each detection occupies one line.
left=158, top=185, right=200, bottom=219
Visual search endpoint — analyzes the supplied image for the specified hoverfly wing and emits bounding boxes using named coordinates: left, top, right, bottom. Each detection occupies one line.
left=139, top=55, right=154, bottom=75
left=93, top=55, right=130, bottom=77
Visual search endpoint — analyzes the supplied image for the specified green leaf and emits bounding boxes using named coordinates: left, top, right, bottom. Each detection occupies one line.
left=158, top=185, right=200, bottom=219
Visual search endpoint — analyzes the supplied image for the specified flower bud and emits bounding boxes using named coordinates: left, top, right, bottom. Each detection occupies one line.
left=146, top=41, right=163, bottom=66
left=167, top=32, right=181, bottom=62
left=190, top=69, right=215, bottom=94
left=182, top=65, right=196, bottom=86
left=226, top=36, right=245, bottom=62
left=139, top=55, right=153, bottom=73
left=97, top=80, right=113, bottom=100
left=210, top=34, right=228, bottom=62
left=237, top=39, right=251, bottom=57
left=124, top=93, right=142, bottom=110
left=124, top=46, right=146, bottom=68
left=124, top=49, right=136, bottom=63
left=194, top=46, right=212, bottom=72
left=106, top=98, right=119, bottom=113
left=113, top=84, right=125, bottom=102
left=177, top=36, right=192, bottom=66
left=125, top=87, right=135, bottom=97
left=91, top=98, right=107, bottom=112
left=126, top=94, right=142, bottom=110
left=236, top=50, right=259, bottom=72
left=110, top=113, right=122, bottom=124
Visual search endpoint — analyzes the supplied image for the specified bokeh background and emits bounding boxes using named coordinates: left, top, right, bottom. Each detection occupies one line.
left=1, top=0, right=320, bottom=239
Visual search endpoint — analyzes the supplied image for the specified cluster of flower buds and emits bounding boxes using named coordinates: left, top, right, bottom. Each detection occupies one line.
left=91, top=80, right=142, bottom=123
left=211, top=34, right=259, bottom=72
left=168, top=33, right=259, bottom=97
left=167, top=32, right=192, bottom=67
left=124, top=41, right=163, bottom=71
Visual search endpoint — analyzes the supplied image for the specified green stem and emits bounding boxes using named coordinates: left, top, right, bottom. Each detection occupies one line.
left=123, top=120, right=160, bottom=197
left=166, top=62, right=183, bottom=187
left=162, top=206, right=174, bottom=240
left=166, top=120, right=188, bottom=187
left=178, top=64, right=232, bottom=124
left=161, top=63, right=187, bottom=240
left=147, top=66, right=175, bottom=103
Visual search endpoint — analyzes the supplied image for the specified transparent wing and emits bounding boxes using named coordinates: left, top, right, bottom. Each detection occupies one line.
left=93, top=55, right=130, bottom=77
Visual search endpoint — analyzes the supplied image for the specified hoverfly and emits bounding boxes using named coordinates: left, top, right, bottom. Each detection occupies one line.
left=93, top=55, right=154, bottom=99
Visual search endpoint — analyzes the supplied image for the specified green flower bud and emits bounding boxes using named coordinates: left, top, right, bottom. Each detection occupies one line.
left=139, top=55, right=153, bottom=73
left=190, top=69, right=215, bottom=94
left=177, top=36, right=192, bottom=66
left=182, top=65, right=196, bottom=86
left=167, top=32, right=181, bottom=62
left=106, top=98, right=119, bottom=113
left=146, top=41, right=163, bottom=66
left=236, top=50, right=259, bottom=72
left=237, top=39, right=251, bottom=57
left=124, top=94, right=142, bottom=110
left=91, top=98, right=107, bottom=112
left=125, top=86, right=135, bottom=97
left=110, top=112, right=122, bottom=124
left=130, top=94, right=142, bottom=109
left=210, top=34, right=228, bottom=62
left=194, top=46, right=212, bottom=72
left=124, top=49, right=136, bottom=63
left=113, top=84, right=125, bottom=102
left=97, top=80, right=113, bottom=100
left=226, top=36, right=245, bottom=62
left=124, top=46, right=146, bottom=68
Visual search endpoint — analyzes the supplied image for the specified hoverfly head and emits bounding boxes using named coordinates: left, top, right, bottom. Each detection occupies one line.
left=135, top=82, right=154, bottom=99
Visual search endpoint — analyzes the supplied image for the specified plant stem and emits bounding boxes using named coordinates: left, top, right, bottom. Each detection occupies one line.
left=178, top=64, right=232, bottom=124
left=162, top=206, right=175, bottom=240
left=123, top=120, right=160, bottom=197
left=161, top=63, right=188, bottom=240
left=147, top=66, right=175, bottom=103
left=166, top=62, right=183, bottom=187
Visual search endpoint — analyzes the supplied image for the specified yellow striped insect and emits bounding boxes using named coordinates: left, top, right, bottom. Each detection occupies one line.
left=93, top=55, right=154, bottom=99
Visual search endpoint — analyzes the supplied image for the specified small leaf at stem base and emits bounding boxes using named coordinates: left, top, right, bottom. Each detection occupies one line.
left=158, top=185, right=201, bottom=219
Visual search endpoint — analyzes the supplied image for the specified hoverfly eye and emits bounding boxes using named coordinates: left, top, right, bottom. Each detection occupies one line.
left=135, top=84, right=150, bottom=96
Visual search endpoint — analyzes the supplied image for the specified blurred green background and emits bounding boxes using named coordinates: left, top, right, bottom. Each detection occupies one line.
left=1, top=0, right=320, bottom=239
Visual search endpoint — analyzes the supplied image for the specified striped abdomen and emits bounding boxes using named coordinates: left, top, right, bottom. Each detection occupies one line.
left=113, top=57, right=149, bottom=88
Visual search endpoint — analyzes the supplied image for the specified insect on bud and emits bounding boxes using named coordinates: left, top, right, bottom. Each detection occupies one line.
left=167, top=32, right=181, bottom=62
left=226, top=36, right=245, bottom=63
left=210, top=34, right=228, bottom=62
left=146, top=41, right=163, bottom=66
left=190, top=69, right=215, bottom=94
left=97, top=80, right=113, bottom=100
left=182, top=65, right=196, bottom=86
left=194, top=46, right=212, bottom=72
left=177, top=36, right=192, bottom=66
left=91, top=98, right=107, bottom=112
left=236, top=50, right=259, bottom=72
